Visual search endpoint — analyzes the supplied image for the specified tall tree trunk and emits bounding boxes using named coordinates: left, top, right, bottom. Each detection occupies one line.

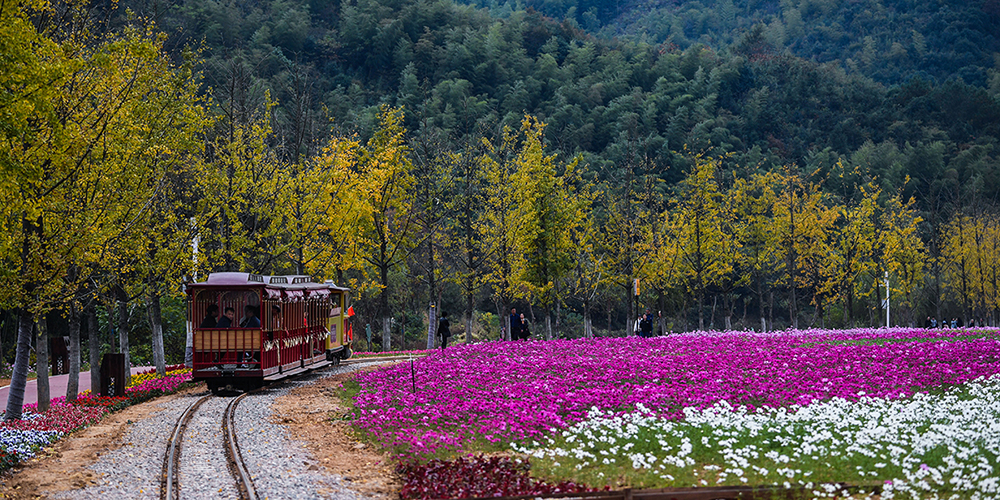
left=36, top=314, right=50, bottom=413
left=723, top=294, right=732, bottom=331
left=657, top=290, right=667, bottom=336
left=606, top=302, right=612, bottom=337
left=709, top=294, right=717, bottom=330
left=117, top=299, right=130, bottom=372
left=697, top=287, right=705, bottom=331
left=4, top=309, right=34, bottom=420
left=768, top=290, right=774, bottom=331
left=757, top=276, right=766, bottom=332
left=427, top=305, right=436, bottom=349
left=554, top=300, right=560, bottom=340
left=464, top=288, right=473, bottom=343
left=505, top=300, right=513, bottom=341
left=382, top=317, right=392, bottom=351
left=544, top=308, right=552, bottom=341
left=787, top=177, right=798, bottom=330
left=88, top=302, right=101, bottom=398
left=495, top=301, right=505, bottom=341
left=626, top=282, right=635, bottom=336
left=67, top=303, right=81, bottom=402
left=426, top=236, right=436, bottom=349
left=381, top=262, right=391, bottom=351
left=148, top=290, right=166, bottom=376
left=6, top=216, right=41, bottom=420
left=184, top=301, right=193, bottom=368
left=584, top=301, right=593, bottom=338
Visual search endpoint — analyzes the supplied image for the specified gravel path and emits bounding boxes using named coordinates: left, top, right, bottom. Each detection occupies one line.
left=179, top=396, right=239, bottom=499
left=55, top=362, right=378, bottom=500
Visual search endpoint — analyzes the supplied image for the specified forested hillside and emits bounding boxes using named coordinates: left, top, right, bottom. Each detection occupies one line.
left=3, top=0, right=1000, bottom=370
left=133, top=0, right=1000, bottom=197
left=459, top=0, right=1000, bottom=87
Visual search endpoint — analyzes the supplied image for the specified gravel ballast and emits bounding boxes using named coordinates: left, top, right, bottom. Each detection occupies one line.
left=57, top=362, right=380, bottom=500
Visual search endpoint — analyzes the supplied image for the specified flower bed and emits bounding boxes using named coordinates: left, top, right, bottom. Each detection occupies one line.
left=398, top=455, right=598, bottom=500
left=128, top=366, right=190, bottom=388
left=353, top=328, right=1000, bottom=458
left=0, top=367, right=193, bottom=471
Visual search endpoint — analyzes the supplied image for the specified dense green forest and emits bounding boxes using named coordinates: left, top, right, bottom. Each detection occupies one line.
left=3, top=0, right=1000, bottom=373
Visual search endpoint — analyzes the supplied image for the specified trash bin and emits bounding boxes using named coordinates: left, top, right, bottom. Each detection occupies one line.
left=100, top=353, right=126, bottom=397
left=50, top=337, right=69, bottom=375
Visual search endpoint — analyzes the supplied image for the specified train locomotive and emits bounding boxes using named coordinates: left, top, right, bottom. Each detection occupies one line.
left=186, top=272, right=353, bottom=395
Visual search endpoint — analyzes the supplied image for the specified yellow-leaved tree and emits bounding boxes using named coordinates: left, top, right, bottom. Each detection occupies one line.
left=1, top=4, right=207, bottom=417
left=510, top=116, right=584, bottom=340
left=730, top=172, right=780, bottom=331
left=829, top=182, right=879, bottom=327
left=880, top=190, right=926, bottom=325
left=196, top=98, right=291, bottom=275
left=352, top=106, right=417, bottom=351
left=299, top=135, right=364, bottom=281
left=479, top=124, right=525, bottom=340
left=674, top=154, right=730, bottom=331
left=597, top=148, right=659, bottom=336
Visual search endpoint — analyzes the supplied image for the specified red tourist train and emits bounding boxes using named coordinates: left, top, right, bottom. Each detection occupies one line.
left=186, top=272, right=353, bottom=394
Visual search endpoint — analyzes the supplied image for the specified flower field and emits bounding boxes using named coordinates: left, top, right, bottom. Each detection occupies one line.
left=352, top=328, right=1000, bottom=497
left=0, top=367, right=192, bottom=471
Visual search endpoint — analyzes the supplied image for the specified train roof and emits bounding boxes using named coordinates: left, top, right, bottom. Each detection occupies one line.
left=191, top=272, right=349, bottom=291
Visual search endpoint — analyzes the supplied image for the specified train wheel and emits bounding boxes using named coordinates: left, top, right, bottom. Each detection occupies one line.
left=340, top=346, right=353, bottom=360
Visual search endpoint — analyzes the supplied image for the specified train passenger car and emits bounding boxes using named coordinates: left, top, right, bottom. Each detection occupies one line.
left=186, top=272, right=353, bottom=394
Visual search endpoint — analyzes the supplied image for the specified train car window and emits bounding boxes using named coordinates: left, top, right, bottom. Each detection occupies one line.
left=193, top=290, right=220, bottom=328
left=216, top=291, right=259, bottom=328
left=330, top=293, right=342, bottom=317
left=266, top=301, right=282, bottom=331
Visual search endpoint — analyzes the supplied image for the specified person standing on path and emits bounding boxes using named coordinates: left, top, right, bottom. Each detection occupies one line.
left=438, top=312, right=452, bottom=349
left=639, top=311, right=653, bottom=338
left=509, top=308, right=521, bottom=341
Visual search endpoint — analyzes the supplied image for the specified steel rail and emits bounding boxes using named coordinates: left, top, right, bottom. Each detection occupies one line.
left=341, top=354, right=429, bottom=365
left=223, top=392, right=259, bottom=500
left=162, top=358, right=347, bottom=500
left=161, top=393, right=212, bottom=500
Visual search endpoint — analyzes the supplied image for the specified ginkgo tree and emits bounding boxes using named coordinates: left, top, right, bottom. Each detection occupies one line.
left=479, top=124, right=526, bottom=340
left=510, top=116, right=584, bottom=340
left=597, top=149, right=660, bottom=336
left=0, top=4, right=207, bottom=418
left=352, top=106, right=417, bottom=351
left=674, top=154, right=730, bottom=331
left=196, top=98, right=291, bottom=275
left=730, top=171, right=780, bottom=331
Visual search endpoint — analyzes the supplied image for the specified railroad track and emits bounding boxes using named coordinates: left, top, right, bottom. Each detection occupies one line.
left=341, top=354, right=429, bottom=365
left=161, top=392, right=258, bottom=500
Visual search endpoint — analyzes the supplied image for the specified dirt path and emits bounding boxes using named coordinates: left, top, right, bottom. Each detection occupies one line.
left=0, top=386, right=203, bottom=499
left=271, top=368, right=401, bottom=498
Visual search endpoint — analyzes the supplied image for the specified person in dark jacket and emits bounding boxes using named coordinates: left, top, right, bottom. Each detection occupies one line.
left=200, top=305, right=219, bottom=328
left=509, top=308, right=521, bottom=341
left=217, top=307, right=235, bottom=328
left=240, top=304, right=260, bottom=328
left=519, top=314, right=530, bottom=340
left=438, top=311, right=452, bottom=349
left=639, top=311, right=653, bottom=338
